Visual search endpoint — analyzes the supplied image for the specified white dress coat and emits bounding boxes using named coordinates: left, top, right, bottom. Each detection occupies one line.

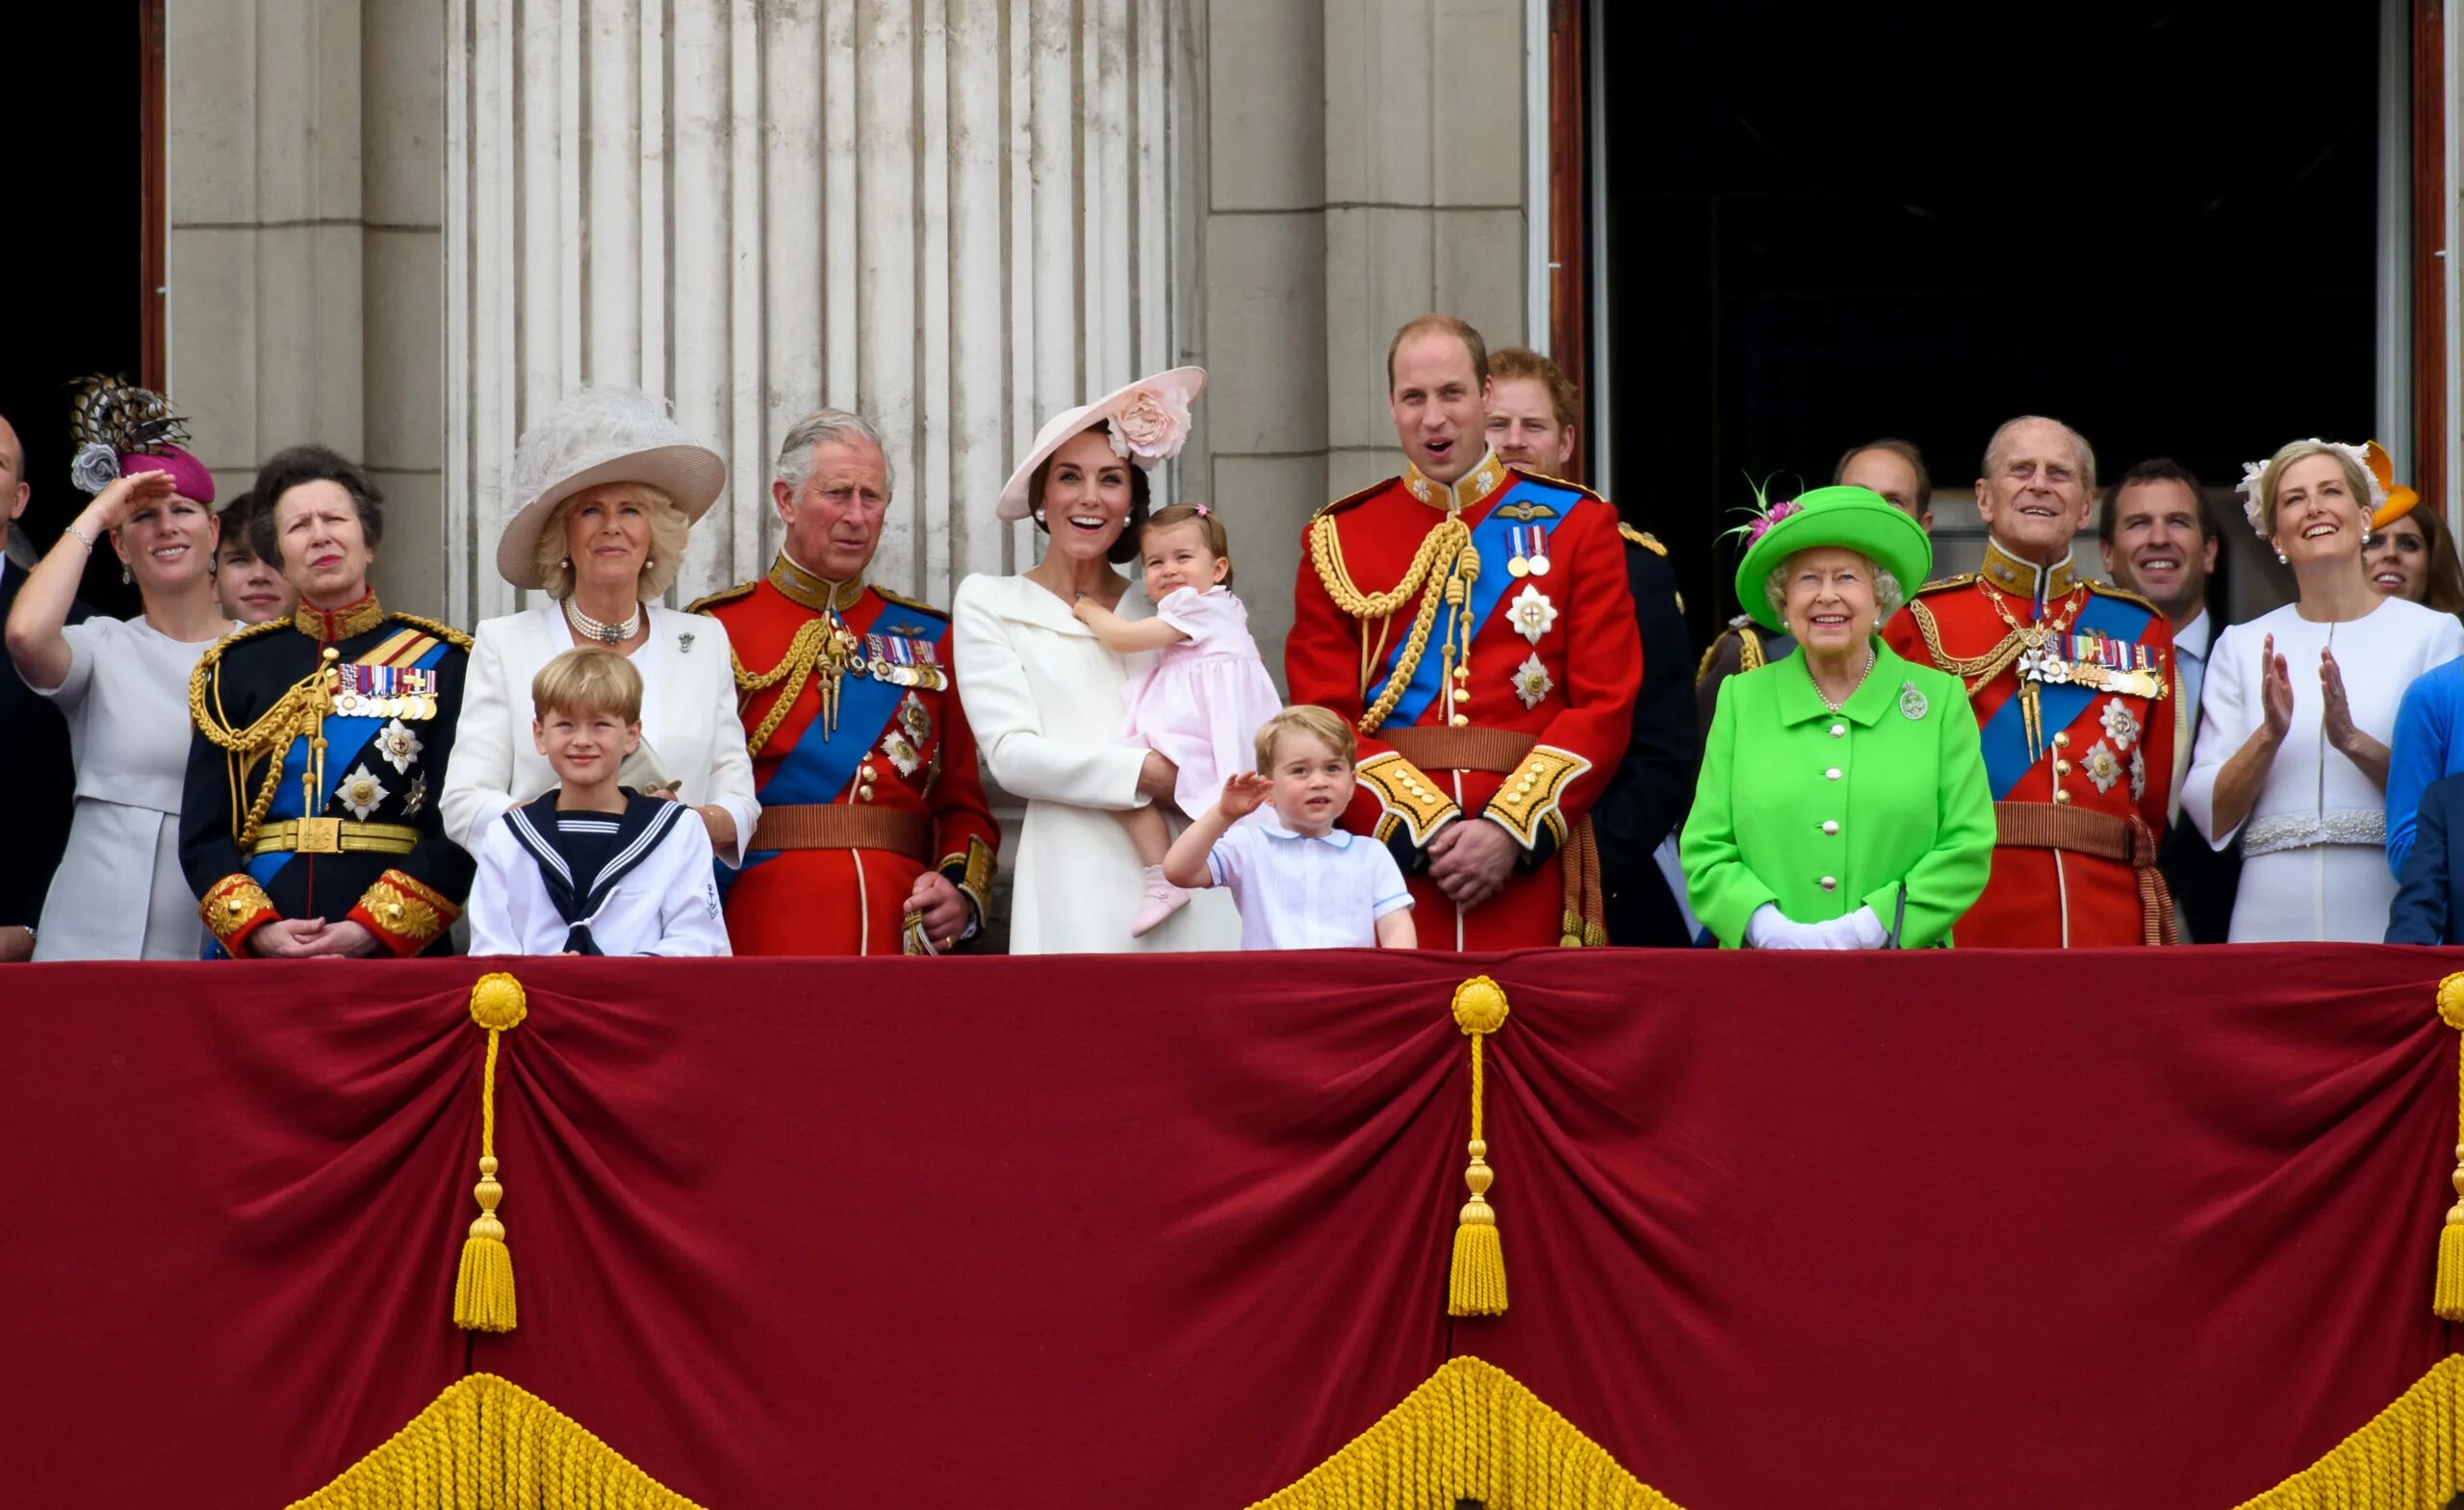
left=465, top=806, right=732, bottom=957
left=441, top=603, right=759, bottom=865
left=2184, top=596, right=2464, bottom=941
left=951, top=573, right=1239, bottom=954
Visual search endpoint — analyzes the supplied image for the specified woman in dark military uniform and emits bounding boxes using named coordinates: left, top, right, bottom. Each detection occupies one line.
left=181, top=446, right=473, bottom=958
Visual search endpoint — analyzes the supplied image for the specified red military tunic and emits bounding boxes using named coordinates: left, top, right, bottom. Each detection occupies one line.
left=691, top=553, right=998, bottom=956
left=1286, top=449, right=1641, bottom=950
left=1881, top=539, right=2177, bottom=946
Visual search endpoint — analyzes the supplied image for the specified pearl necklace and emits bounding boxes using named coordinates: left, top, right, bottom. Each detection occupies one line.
left=565, top=598, right=643, bottom=646
left=1810, top=649, right=1877, bottom=713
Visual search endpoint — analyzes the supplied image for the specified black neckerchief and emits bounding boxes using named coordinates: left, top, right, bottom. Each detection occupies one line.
left=502, top=788, right=686, bottom=955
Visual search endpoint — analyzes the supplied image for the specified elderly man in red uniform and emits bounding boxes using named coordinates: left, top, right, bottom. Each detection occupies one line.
left=1882, top=414, right=2176, bottom=945
left=690, top=409, right=996, bottom=955
left=1287, top=315, right=1640, bottom=950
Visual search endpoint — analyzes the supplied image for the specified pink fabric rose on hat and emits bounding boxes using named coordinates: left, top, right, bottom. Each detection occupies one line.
left=1107, top=382, right=1193, bottom=468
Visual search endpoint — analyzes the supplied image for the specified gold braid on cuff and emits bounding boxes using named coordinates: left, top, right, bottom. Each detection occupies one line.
left=1355, top=752, right=1459, bottom=847
left=1483, top=746, right=1591, bottom=850
left=200, top=874, right=277, bottom=951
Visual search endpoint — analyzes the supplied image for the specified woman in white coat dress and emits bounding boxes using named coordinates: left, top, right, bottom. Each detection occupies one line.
left=952, top=370, right=1239, bottom=954
left=2184, top=437, right=2464, bottom=940
left=441, top=389, right=758, bottom=864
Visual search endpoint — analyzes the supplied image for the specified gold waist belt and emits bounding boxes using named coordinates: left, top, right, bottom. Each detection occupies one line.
left=251, top=818, right=421, bottom=857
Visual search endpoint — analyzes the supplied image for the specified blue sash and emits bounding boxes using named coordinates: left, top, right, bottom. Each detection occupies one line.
left=244, top=636, right=454, bottom=887
left=1363, top=478, right=1571, bottom=729
left=1976, top=592, right=2154, bottom=799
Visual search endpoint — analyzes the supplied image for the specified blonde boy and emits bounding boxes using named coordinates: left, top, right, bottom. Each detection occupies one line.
left=1163, top=705, right=1416, bottom=949
left=465, top=648, right=729, bottom=957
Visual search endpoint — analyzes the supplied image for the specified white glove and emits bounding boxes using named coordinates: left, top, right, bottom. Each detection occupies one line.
left=1746, top=903, right=1817, bottom=949
left=1806, top=906, right=1888, bottom=950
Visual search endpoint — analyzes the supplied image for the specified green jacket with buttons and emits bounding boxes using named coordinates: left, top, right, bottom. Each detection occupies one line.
left=1681, top=641, right=1994, bottom=948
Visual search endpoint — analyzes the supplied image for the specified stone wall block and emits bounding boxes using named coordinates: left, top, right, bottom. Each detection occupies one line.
left=1202, top=214, right=1331, bottom=454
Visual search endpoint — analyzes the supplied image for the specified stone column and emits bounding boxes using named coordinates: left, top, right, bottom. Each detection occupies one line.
left=1182, top=0, right=1536, bottom=678
left=443, top=0, right=1192, bottom=624
left=167, top=0, right=448, bottom=611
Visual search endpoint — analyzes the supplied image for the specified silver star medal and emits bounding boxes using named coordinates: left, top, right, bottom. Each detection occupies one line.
left=1898, top=679, right=1928, bottom=721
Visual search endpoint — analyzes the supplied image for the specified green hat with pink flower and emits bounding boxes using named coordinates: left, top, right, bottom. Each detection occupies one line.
left=1731, top=483, right=1932, bottom=633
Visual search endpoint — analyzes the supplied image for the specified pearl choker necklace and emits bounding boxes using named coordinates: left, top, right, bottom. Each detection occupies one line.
left=565, top=599, right=643, bottom=646
left=1810, top=649, right=1877, bottom=713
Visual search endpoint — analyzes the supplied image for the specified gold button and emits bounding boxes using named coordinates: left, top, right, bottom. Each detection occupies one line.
left=859, top=784, right=876, bottom=803
left=1825, top=767, right=1841, bottom=781
left=226, top=898, right=246, bottom=915
left=860, top=764, right=878, bottom=781
left=2053, top=789, right=2071, bottom=805
left=2055, top=759, right=2072, bottom=776
left=1821, top=820, right=1839, bottom=835
left=1819, top=876, right=1837, bottom=891
left=1830, top=724, right=1845, bottom=738
left=2053, top=731, right=2070, bottom=749
left=1450, top=714, right=1471, bottom=728
left=385, top=904, right=403, bottom=921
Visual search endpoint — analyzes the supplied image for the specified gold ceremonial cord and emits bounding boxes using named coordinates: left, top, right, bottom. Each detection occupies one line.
left=732, top=618, right=847, bottom=759
left=1309, top=513, right=1476, bottom=734
left=1906, top=600, right=2029, bottom=693
left=189, top=653, right=330, bottom=849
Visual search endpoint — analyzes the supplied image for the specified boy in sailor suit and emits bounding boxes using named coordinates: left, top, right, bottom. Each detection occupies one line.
left=466, top=648, right=729, bottom=957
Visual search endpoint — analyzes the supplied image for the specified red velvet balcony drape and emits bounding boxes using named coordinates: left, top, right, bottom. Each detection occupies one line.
left=0, top=947, right=2454, bottom=1508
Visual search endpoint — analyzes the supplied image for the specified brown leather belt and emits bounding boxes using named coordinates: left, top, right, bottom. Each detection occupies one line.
left=749, top=804, right=933, bottom=863
left=1382, top=726, right=1535, bottom=775
left=1992, top=801, right=2176, bottom=944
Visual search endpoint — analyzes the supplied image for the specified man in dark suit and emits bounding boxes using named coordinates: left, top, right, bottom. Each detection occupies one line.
left=2099, top=458, right=2238, bottom=942
left=2388, top=771, right=2464, bottom=943
left=1486, top=346, right=1699, bottom=944
left=0, top=412, right=84, bottom=961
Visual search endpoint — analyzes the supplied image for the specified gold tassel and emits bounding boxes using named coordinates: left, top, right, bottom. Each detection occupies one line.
left=1449, top=975, right=1512, bottom=1318
left=454, top=972, right=528, bottom=1333
left=2435, top=974, right=2464, bottom=1321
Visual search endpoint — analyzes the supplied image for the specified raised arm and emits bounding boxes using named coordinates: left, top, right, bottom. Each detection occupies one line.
left=1071, top=595, right=1189, bottom=655
left=2184, top=627, right=2279, bottom=847
left=7, top=471, right=174, bottom=691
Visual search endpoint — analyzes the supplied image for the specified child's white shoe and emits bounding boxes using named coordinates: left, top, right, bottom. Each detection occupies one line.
left=1130, top=865, right=1190, bottom=937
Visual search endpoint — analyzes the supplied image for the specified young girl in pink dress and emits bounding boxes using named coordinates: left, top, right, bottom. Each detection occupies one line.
left=1071, top=503, right=1284, bottom=934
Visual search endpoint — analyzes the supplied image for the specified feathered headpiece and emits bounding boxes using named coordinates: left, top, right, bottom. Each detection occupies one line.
left=2364, top=440, right=2421, bottom=530
left=2235, top=438, right=2381, bottom=540
left=64, top=373, right=214, bottom=503
left=1720, top=472, right=1807, bottom=549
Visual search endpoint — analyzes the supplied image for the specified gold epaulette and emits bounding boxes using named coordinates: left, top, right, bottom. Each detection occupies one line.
left=1312, top=479, right=1389, bottom=519
left=874, top=584, right=949, bottom=619
left=1693, top=623, right=1766, bottom=683
left=1505, top=466, right=1607, bottom=504
left=1616, top=523, right=1667, bottom=556
left=388, top=612, right=474, bottom=651
left=685, top=580, right=757, bottom=615
left=2086, top=580, right=2162, bottom=616
left=1911, top=573, right=1980, bottom=597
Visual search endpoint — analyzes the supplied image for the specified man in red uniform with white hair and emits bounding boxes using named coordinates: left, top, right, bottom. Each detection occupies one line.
left=691, top=408, right=997, bottom=955
left=1285, top=316, right=1640, bottom=950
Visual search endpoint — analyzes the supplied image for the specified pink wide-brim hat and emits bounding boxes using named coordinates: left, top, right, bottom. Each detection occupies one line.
left=996, top=367, right=1207, bottom=522
left=122, top=448, right=216, bottom=506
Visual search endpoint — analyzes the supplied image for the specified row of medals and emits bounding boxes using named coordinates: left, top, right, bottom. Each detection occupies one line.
left=330, top=666, right=439, bottom=721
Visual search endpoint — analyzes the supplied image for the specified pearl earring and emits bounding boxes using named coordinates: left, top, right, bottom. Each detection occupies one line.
left=121, top=564, right=133, bottom=585
left=561, top=556, right=572, bottom=569
left=2275, top=550, right=2288, bottom=564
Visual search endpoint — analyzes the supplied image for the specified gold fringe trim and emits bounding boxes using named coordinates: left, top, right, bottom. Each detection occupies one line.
left=1448, top=977, right=1510, bottom=1318
left=2229, top=1354, right=2464, bottom=1509
left=283, top=1372, right=706, bottom=1510
left=1245, top=1356, right=1681, bottom=1510
left=1249, top=1354, right=2464, bottom=1510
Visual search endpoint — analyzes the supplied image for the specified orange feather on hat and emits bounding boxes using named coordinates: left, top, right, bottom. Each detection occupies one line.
left=2366, top=439, right=2421, bottom=529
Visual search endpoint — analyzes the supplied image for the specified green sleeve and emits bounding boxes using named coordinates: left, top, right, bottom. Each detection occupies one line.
left=1680, top=675, right=1778, bottom=947
left=1859, top=670, right=1995, bottom=947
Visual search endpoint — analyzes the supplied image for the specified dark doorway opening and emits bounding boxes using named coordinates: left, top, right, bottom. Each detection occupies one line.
left=1597, top=1, right=2383, bottom=638
left=4, top=1, right=150, bottom=618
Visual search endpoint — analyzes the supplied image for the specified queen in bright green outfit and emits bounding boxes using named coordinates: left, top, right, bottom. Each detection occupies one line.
left=1681, top=485, right=1993, bottom=948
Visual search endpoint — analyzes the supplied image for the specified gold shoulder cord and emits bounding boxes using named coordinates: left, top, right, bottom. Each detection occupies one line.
left=1907, top=599, right=2028, bottom=693
left=732, top=617, right=860, bottom=757
left=1307, top=512, right=1476, bottom=735
left=188, top=639, right=334, bottom=849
